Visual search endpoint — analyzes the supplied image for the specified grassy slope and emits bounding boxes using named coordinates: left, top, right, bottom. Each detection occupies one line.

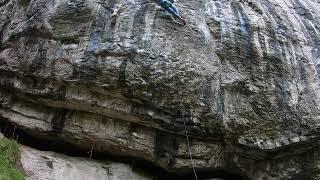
left=0, top=138, right=24, bottom=180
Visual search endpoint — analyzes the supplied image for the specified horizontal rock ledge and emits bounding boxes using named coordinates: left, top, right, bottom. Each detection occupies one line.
left=0, top=98, right=224, bottom=173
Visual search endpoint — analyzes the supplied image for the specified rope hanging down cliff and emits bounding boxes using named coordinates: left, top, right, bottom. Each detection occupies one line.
left=182, top=110, right=199, bottom=180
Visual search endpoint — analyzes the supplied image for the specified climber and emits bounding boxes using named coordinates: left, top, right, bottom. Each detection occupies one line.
left=154, top=0, right=186, bottom=25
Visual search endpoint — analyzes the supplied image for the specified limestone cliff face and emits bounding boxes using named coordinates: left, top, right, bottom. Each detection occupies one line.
left=20, top=145, right=153, bottom=180
left=1, top=0, right=320, bottom=179
left=1, top=133, right=153, bottom=180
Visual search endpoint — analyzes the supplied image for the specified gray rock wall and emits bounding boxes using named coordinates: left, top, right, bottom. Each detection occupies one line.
left=20, top=145, right=153, bottom=180
left=1, top=0, right=320, bottom=179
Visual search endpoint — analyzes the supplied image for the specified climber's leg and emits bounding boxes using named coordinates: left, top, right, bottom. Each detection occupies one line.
left=168, top=6, right=186, bottom=25
left=157, top=0, right=186, bottom=25
left=166, top=4, right=180, bottom=18
left=170, top=5, right=180, bottom=17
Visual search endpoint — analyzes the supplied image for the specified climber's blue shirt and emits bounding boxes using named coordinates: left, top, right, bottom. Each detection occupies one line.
left=155, top=0, right=181, bottom=18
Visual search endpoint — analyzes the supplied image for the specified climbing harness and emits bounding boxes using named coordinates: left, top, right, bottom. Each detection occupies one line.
left=182, top=110, right=199, bottom=180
